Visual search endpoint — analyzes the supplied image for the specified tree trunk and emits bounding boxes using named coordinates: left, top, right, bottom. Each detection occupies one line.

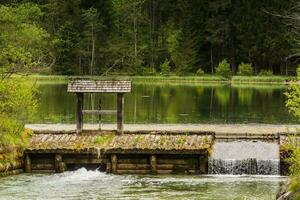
left=90, top=23, right=95, bottom=75
left=134, top=17, right=138, bottom=59
left=210, top=44, right=214, bottom=73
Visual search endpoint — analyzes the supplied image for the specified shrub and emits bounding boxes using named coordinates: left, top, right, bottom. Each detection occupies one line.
left=142, top=67, right=156, bottom=76
left=196, top=68, right=205, bottom=76
left=216, top=59, right=231, bottom=78
left=161, top=59, right=171, bottom=76
left=296, top=65, right=300, bottom=80
left=237, top=62, right=254, bottom=76
left=258, top=69, right=273, bottom=76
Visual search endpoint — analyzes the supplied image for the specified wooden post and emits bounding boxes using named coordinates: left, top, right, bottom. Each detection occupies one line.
left=117, top=93, right=124, bottom=133
left=150, top=155, right=157, bottom=174
left=25, top=154, right=31, bottom=173
left=199, top=155, right=208, bottom=174
left=111, top=154, right=117, bottom=173
left=55, top=154, right=65, bottom=173
left=76, top=93, right=84, bottom=133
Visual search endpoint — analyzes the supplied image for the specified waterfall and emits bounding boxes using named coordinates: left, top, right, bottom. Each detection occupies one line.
left=208, top=141, right=280, bottom=175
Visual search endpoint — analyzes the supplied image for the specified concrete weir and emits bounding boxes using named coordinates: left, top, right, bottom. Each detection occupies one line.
left=24, top=124, right=300, bottom=175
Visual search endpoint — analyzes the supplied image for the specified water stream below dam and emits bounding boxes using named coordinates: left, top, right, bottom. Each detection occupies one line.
left=0, top=168, right=286, bottom=200
left=208, top=141, right=280, bottom=175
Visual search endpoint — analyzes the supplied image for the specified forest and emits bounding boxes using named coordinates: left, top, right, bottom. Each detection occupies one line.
left=0, top=0, right=298, bottom=76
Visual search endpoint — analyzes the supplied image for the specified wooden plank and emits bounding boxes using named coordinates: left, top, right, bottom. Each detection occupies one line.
left=157, top=164, right=174, bottom=170
left=64, top=158, right=102, bottom=164
left=31, top=170, right=56, bottom=173
left=157, top=169, right=173, bottom=174
left=116, top=169, right=151, bottom=174
left=158, top=158, right=198, bottom=165
left=83, top=110, right=117, bottom=115
left=68, top=80, right=132, bottom=93
left=117, top=163, right=150, bottom=170
left=117, top=158, right=149, bottom=164
left=31, top=163, right=54, bottom=170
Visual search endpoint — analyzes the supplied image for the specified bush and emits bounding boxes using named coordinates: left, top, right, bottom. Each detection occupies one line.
left=296, top=65, right=300, bottom=80
left=142, top=67, right=156, bottom=76
left=160, top=59, right=171, bottom=76
left=258, top=69, right=273, bottom=76
left=216, top=59, right=231, bottom=78
left=237, top=62, right=253, bottom=76
left=196, top=68, right=205, bottom=76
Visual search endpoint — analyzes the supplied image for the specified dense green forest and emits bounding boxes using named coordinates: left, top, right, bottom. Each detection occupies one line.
left=0, top=0, right=299, bottom=76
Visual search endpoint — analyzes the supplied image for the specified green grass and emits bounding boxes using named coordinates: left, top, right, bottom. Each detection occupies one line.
left=232, top=76, right=292, bottom=84
left=17, top=74, right=295, bottom=84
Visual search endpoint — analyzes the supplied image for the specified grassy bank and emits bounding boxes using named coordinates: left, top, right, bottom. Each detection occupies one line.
left=22, top=74, right=293, bottom=84
left=232, top=76, right=291, bottom=84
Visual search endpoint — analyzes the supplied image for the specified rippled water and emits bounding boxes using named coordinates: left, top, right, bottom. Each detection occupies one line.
left=0, top=168, right=286, bottom=200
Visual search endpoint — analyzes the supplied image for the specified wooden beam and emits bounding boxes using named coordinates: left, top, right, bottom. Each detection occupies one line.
left=199, top=155, right=208, bottom=174
left=150, top=155, right=157, bottom=174
left=25, top=154, right=31, bottom=173
left=55, top=154, right=65, bottom=173
left=117, top=93, right=124, bottom=133
left=76, top=93, right=84, bottom=133
left=111, top=154, right=117, bottom=173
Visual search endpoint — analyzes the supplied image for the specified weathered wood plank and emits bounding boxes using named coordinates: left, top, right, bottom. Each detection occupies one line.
left=117, top=163, right=150, bottom=170
left=68, top=80, right=132, bottom=93
left=116, top=169, right=151, bottom=174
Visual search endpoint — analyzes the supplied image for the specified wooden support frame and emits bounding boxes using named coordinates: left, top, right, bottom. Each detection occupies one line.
left=199, top=155, right=208, bottom=174
left=150, top=155, right=157, bottom=174
left=111, top=154, right=117, bottom=173
left=70, top=80, right=131, bottom=133
left=25, top=154, right=31, bottom=173
left=117, top=93, right=124, bottom=133
left=55, top=154, right=65, bottom=173
left=76, top=93, right=84, bottom=133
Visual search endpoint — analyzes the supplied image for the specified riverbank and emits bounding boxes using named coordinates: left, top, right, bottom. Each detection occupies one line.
left=22, top=74, right=293, bottom=84
left=26, top=123, right=300, bottom=134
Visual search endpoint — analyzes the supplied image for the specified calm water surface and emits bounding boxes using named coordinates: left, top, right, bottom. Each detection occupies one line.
left=0, top=168, right=286, bottom=200
left=32, top=81, right=296, bottom=124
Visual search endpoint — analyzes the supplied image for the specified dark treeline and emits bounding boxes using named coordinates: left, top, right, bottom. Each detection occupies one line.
left=1, top=0, right=298, bottom=75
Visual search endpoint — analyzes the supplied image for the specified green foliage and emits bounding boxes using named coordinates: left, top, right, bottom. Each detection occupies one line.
left=0, top=3, right=52, bottom=78
left=297, top=65, right=300, bottom=80
left=0, top=3, right=47, bottom=166
left=196, top=68, right=205, bottom=76
left=215, top=59, right=231, bottom=78
left=232, top=76, right=288, bottom=83
left=286, top=84, right=300, bottom=119
left=94, top=134, right=114, bottom=146
left=258, top=70, right=273, bottom=76
left=237, top=63, right=254, bottom=76
left=160, top=59, right=171, bottom=76
left=285, top=66, right=300, bottom=195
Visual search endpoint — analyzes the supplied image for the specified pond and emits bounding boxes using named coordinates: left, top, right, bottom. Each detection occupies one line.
left=31, top=81, right=297, bottom=124
left=0, top=168, right=286, bottom=200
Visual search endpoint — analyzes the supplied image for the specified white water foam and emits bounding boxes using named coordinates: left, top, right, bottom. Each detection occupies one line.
left=209, top=141, right=280, bottom=175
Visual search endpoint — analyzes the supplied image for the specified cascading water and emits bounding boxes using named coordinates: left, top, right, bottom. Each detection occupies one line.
left=208, top=141, right=280, bottom=175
